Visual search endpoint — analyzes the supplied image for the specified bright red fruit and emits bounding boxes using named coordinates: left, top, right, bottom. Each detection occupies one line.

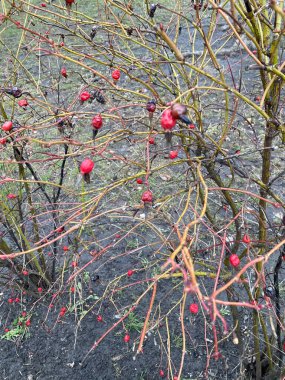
left=229, top=254, right=240, bottom=267
left=97, top=315, right=103, bottom=322
left=25, top=320, right=31, bottom=327
left=41, top=2, right=47, bottom=6
left=80, top=158, right=94, bottom=174
left=112, top=69, right=121, bottom=81
left=63, top=246, right=69, bottom=251
left=80, top=91, right=91, bottom=102
left=173, top=376, right=179, bottom=380
left=124, top=334, right=130, bottom=343
left=136, top=178, right=143, bottom=184
left=0, top=138, right=7, bottom=145
left=4, top=328, right=9, bottom=333
left=22, top=270, right=28, bottom=276
left=242, top=234, right=251, bottom=244
left=189, top=303, right=199, bottom=314
left=71, top=261, right=78, bottom=268
left=61, top=67, right=67, bottom=78
left=21, top=311, right=27, bottom=317
left=148, top=137, right=155, bottom=144
left=141, top=190, right=153, bottom=203
left=70, top=286, right=75, bottom=293
left=60, top=307, right=67, bottom=313
left=189, top=123, right=195, bottom=129
left=18, top=99, right=28, bottom=107
left=2, top=121, right=13, bottom=132
left=38, top=287, right=43, bottom=293
left=169, top=150, right=178, bottom=159
left=92, top=115, right=103, bottom=130
left=127, top=270, right=134, bottom=277
left=14, top=297, right=20, bottom=303
left=7, top=193, right=17, bottom=199
left=8, top=298, right=14, bottom=304
left=161, top=109, right=176, bottom=130
left=56, top=226, right=64, bottom=233
left=159, top=370, right=165, bottom=377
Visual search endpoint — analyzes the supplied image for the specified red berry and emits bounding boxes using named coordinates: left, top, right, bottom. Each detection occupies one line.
left=80, top=158, right=94, bottom=174
left=21, top=311, right=27, bottom=317
left=255, top=96, right=261, bottom=102
left=148, top=137, right=155, bottom=144
left=283, top=342, right=285, bottom=352
left=97, top=315, right=103, bottom=322
left=189, top=123, right=195, bottom=129
left=80, top=91, right=91, bottom=102
left=124, top=334, right=130, bottom=343
left=0, top=138, right=7, bottom=145
left=22, top=270, right=28, bottom=276
left=127, top=269, right=134, bottom=277
left=159, top=370, right=165, bottom=377
left=7, top=193, right=17, bottom=199
left=41, top=2, right=47, bottom=6
left=63, top=245, right=69, bottom=251
left=141, top=190, right=153, bottom=203
left=92, top=115, right=103, bottom=130
left=60, top=42, right=65, bottom=47
left=2, top=121, right=13, bottom=132
left=112, top=69, right=121, bottom=81
left=60, top=307, right=67, bottom=313
left=146, top=100, right=156, bottom=113
left=61, top=67, right=67, bottom=78
left=136, top=178, right=143, bottom=184
left=70, top=286, right=75, bottom=293
left=71, top=261, right=78, bottom=268
left=25, top=320, right=31, bottom=327
left=169, top=150, right=178, bottom=159
left=56, top=226, right=64, bottom=233
left=4, top=328, right=9, bottom=333
left=18, top=99, right=28, bottom=107
left=229, top=254, right=240, bottom=267
left=242, top=234, right=251, bottom=244
left=173, top=376, right=179, bottom=380
left=14, top=297, right=20, bottom=303
left=115, top=234, right=121, bottom=239
left=8, top=298, right=14, bottom=304
left=38, top=287, right=43, bottom=293
left=161, top=109, right=176, bottom=131
left=189, top=303, right=199, bottom=314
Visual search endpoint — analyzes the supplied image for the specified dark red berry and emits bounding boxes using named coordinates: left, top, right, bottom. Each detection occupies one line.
left=25, top=320, right=31, bottom=327
left=92, top=115, right=103, bottom=130
left=169, top=150, right=178, bottom=159
left=146, top=100, right=156, bottom=113
left=18, top=99, right=28, bottom=107
left=61, top=67, right=67, bottom=78
left=80, top=91, right=91, bottom=102
left=127, top=270, right=134, bottom=277
left=124, top=334, right=130, bottom=343
left=136, top=178, right=143, bottom=184
left=0, top=138, right=7, bottom=145
left=148, top=137, right=155, bottom=144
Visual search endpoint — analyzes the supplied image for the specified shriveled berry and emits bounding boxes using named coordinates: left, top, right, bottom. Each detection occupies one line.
left=71, top=261, right=78, bottom=268
left=141, top=190, right=153, bottom=203
left=169, top=150, right=178, bottom=159
left=171, top=103, right=187, bottom=119
left=146, top=100, right=156, bottom=113
left=124, top=334, right=130, bottom=343
left=229, top=254, right=240, bottom=267
left=148, top=137, right=155, bottom=144
left=161, top=109, right=176, bottom=131
left=189, top=303, right=199, bottom=314
left=80, top=91, right=91, bottom=102
left=2, top=121, right=13, bottom=132
left=92, top=115, right=103, bottom=130
left=136, top=178, right=143, bottom=184
left=112, top=69, right=121, bottom=81
left=80, top=158, right=94, bottom=174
